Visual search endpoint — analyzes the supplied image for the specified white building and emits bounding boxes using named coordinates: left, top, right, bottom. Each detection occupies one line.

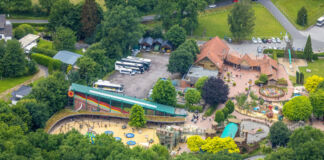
left=19, top=34, right=40, bottom=53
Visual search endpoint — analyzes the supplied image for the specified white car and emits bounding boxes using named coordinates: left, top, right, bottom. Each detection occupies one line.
left=271, top=37, right=276, bottom=43
left=252, top=37, right=258, bottom=44
left=209, top=4, right=217, bottom=8
left=257, top=37, right=262, bottom=44
left=276, top=37, right=281, bottom=43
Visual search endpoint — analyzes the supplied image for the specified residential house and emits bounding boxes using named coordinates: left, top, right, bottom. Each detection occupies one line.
left=0, top=14, right=12, bottom=41
left=19, top=34, right=40, bottom=53
left=11, top=85, right=32, bottom=105
left=53, top=50, right=83, bottom=68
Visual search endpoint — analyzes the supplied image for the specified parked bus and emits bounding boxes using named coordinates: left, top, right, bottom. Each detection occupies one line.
left=119, top=68, right=135, bottom=75
left=93, top=80, right=124, bottom=93
left=121, top=58, right=150, bottom=70
left=115, top=61, right=144, bottom=73
left=126, top=56, right=151, bottom=65
left=316, top=16, right=324, bottom=27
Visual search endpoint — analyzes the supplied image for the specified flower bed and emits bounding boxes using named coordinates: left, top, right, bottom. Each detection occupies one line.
left=259, top=85, right=285, bottom=98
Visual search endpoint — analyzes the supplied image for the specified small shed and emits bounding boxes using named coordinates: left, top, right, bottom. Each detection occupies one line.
left=161, top=40, right=172, bottom=53
left=153, top=38, right=163, bottom=51
left=141, top=37, right=153, bottom=48
left=11, top=85, right=32, bottom=105
left=53, top=50, right=83, bottom=66
left=19, top=34, right=40, bottom=53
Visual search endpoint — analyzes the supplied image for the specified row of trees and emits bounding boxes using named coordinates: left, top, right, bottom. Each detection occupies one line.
left=215, top=100, right=235, bottom=124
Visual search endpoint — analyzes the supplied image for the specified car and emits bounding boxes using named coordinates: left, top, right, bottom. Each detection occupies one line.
left=272, top=37, right=276, bottom=43
left=267, top=39, right=272, bottom=43
left=252, top=37, right=258, bottom=44
left=276, top=37, right=281, bottom=43
left=262, top=38, right=267, bottom=43
left=276, top=47, right=281, bottom=50
left=257, top=46, right=263, bottom=53
left=268, top=46, right=273, bottom=49
left=273, top=46, right=277, bottom=50
left=257, top=37, right=262, bottom=44
left=209, top=4, right=217, bottom=8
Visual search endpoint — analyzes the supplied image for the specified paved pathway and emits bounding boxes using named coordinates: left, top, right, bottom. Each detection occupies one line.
left=0, top=65, right=48, bottom=101
left=259, top=0, right=324, bottom=51
left=8, top=19, right=49, bottom=24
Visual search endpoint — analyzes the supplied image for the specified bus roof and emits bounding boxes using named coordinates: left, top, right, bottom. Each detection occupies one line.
left=127, top=56, right=151, bottom=63
left=94, top=80, right=122, bottom=88
left=116, top=61, right=143, bottom=67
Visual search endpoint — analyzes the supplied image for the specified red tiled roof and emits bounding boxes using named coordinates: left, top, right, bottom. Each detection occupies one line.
left=195, top=37, right=230, bottom=70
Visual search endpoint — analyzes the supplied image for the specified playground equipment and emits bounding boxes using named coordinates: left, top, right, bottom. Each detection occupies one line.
left=288, top=49, right=292, bottom=69
left=115, top=137, right=121, bottom=141
left=127, top=141, right=136, bottom=145
left=126, top=133, right=135, bottom=138
left=104, top=131, right=114, bottom=135
left=86, top=132, right=96, bottom=144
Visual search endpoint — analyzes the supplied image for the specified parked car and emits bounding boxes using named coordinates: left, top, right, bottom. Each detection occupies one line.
left=252, top=37, right=258, bottom=44
left=276, top=37, right=281, bottom=43
left=257, top=46, right=263, bottom=53
left=268, top=46, right=273, bottom=49
left=262, top=38, right=267, bottom=43
left=209, top=4, right=217, bottom=8
left=257, top=37, right=262, bottom=44
left=267, top=39, right=272, bottom=43
left=271, top=37, right=276, bottom=43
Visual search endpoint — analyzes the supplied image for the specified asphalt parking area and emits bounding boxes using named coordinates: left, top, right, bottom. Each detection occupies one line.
left=107, top=53, right=171, bottom=99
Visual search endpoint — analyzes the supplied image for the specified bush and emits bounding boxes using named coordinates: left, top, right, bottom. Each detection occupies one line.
left=233, top=82, right=236, bottom=86
left=14, top=24, right=35, bottom=39
left=250, top=91, right=259, bottom=100
left=255, top=80, right=263, bottom=85
left=175, top=103, right=186, bottom=109
left=204, top=107, right=216, bottom=117
left=263, top=49, right=307, bottom=59
left=189, top=105, right=203, bottom=113
left=31, top=53, right=62, bottom=70
left=31, top=47, right=57, bottom=57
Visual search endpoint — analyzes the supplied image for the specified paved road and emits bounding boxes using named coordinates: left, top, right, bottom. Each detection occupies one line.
left=259, top=0, right=324, bottom=51
left=8, top=19, right=49, bottom=24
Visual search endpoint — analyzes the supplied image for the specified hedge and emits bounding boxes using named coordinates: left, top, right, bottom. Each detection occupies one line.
left=31, top=53, right=62, bottom=70
left=264, top=49, right=318, bottom=60
left=31, top=47, right=57, bottom=57
left=188, top=105, right=203, bottom=113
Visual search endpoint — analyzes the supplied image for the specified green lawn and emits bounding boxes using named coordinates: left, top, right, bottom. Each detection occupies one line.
left=271, top=0, right=324, bottom=29
left=290, top=59, right=324, bottom=86
left=38, top=39, right=54, bottom=50
left=32, top=0, right=106, bottom=11
left=193, top=3, right=286, bottom=40
left=0, top=75, right=34, bottom=93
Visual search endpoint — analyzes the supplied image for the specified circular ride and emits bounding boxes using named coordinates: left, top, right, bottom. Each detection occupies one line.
left=259, top=85, right=285, bottom=98
left=127, top=140, right=136, bottom=145
left=114, top=137, right=121, bottom=141
left=126, top=133, right=135, bottom=138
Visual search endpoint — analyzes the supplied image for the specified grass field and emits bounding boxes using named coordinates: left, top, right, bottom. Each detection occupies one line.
left=192, top=3, right=286, bottom=40
left=0, top=75, right=34, bottom=93
left=271, top=0, right=324, bottom=29
left=290, top=59, right=324, bottom=85
left=32, top=0, right=106, bottom=10
left=38, top=39, right=54, bottom=50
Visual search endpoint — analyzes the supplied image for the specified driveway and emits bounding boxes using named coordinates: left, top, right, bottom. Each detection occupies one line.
left=259, top=0, right=324, bottom=52
left=107, top=53, right=171, bottom=99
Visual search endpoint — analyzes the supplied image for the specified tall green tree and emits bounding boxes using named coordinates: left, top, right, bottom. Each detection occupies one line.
left=81, top=0, right=101, bottom=39
left=7, top=0, right=32, bottom=13
left=53, top=27, right=77, bottom=51
left=14, top=24, right=35, bottom=39
left=104, top=0, right=126, bottom=9
left=269, top=121, right=290, bottom=147
left=309, top=89, right=324, bottom=118
left=214, top=110, right=225, bottom=125
left=195, top=76, right=208, bottom=93
left=165, top=25, right=186, bottom=49
left=85, top=45, right=114, bottom=74
left=156, top=0, right=178, bottom=30
left=49, top=0, right=81, bottom=34
left=225, top=100, right=235, bottom=114
left=283, top=96, right=312, bottom=121
left=152, top=79, right=177, bottom=106
left=168, top=49, right=193, bottom=75
left=303, top=35, right=313, bottom=62
left=39, top=0, right=55, bottom=14
left=297, top=6, right=308, bottom=26
left=185, top=88, right=201, bottom=106
left=77, top=56, right=100, bottom=85
left=1, top=40, right=27, bottom=78
left=228, top=0, right=255, bottom=42
left=101, top=5, right=143, bottom=58
left=129, top=104, right=146, bottom=128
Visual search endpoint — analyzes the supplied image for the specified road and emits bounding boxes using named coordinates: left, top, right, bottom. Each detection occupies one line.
left=258, top=0, right=324, bottom=52
left=8, top=19, right=49, bottom=24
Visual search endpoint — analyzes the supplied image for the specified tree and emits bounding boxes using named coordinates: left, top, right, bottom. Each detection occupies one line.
left=222, top=107, right=229, bottom=119
left=156, top=0, right=178, bottom=30
left=259, top=74, right=268, bottom=84
left=304, top=75, right=324, bottom=93
left=104, top=0, right=126, bottom=9
left=300, top=72, right=305, bottom=84
left=296, top=71, right=300, bottom=84
left=309, top=89, right=324, bottom=118
left=81, top=0, right=101, bottom=39
left=265, top=147, right=295, bottom=160
left=101, top=5, right=143, bottom=58
left=39, top=0, right=55, bottom=14
left=85, top=46, right=114, bottom=74
left=149, top=144, right=170, bottom=160
left=177, top=40, right=199, bottom=60
left=225, top=100, right=235, bottom=114
left=269, top=121, right=290, bottom=147
left=175, top=151, right=242, bottom=160
left=228, top=0, right=255, bottom=42
left=185, top=89, right=201, bottom=106
left=1, top=40, right=27, bottom=78
left=129, top=104, right=146, bottom=128
left=187, top=135, right=206, bottom=152
left=297, top=6, right=307, bottom=26
left=283, top=96, right=312, bottom=121
left=30, top=72, right=69, bottom=115
left=168, top=49, right=193, bottom=75
left=195, top=76, right=208, bottom=93
left=14, top=24, right=35, bottom=39
left=152, top=79, right=177, bottom=106
left=77, top=56, right=100, bottom=85
left=214, top=110, right=225, bottom=124
left=294, top=138, right=324, bottom=160
left=49, top=0, right=81, bottom=34
left=304, top=35, right=313, bottom=61
left=53, top=27, right=77, bottom=51
left=317, top=80, right=324, bottom=90
left=201, top=137, right=240, bottom=153
left=165, top=25, right=186, bottom=49
left=6, top=0, right=32, bottom=13
left=202, top=77, right=229, bottom=106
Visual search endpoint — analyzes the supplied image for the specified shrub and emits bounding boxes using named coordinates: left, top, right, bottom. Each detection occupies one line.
left=31, top=47, right=57, bottom=57
left=31, top=53, right=62, bottom=70
left=175, top=103, right=186, bottom=109
left=277, top=78, right=288, bottom=86
left=233, top=82, right=236, bottom=86
left=250, top=91, right=259, bottom=100
left=204, top=107, right=216, bottom=117
left=235, top=93, right=247, bottom=107
left=255, top=80, right=263, bottom=85
left=189, top=105, right=203, bottom=113
left=259, top=74, right=268, bottom=84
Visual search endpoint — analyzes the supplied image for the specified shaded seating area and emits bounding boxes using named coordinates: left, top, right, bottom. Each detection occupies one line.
left=139, top=37, right=173, bottom=53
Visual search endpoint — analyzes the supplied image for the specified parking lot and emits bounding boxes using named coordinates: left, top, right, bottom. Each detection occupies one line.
left=107, top=53, right=171, bottom=99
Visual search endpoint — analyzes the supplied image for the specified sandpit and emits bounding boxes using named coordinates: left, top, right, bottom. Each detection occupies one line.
left=50, top=118, right=160, bottom=148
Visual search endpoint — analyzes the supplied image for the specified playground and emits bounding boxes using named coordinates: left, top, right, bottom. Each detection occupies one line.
left=50, top=117, right=160, bottom=148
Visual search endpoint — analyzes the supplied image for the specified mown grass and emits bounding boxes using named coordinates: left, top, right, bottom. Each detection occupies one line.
left=38, top=39, right=54, bottom=50
left=0, top=75, right=34, bottom=93
left=271, top=0, right=324, bottom=30
left=192, top=3, right=286, bottom=40
left=290, top=59, right=324, bottom=86
left=32, top=0, right=106, bottom=11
